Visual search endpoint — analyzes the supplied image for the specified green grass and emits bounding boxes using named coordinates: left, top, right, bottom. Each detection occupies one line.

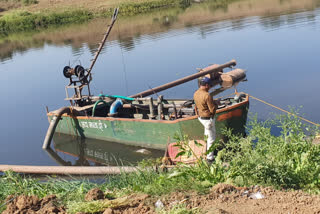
left=0, top=0, right=238, bottom=35
left=0, top=0, right=38, bottom=6
left=0, top=10, right=93, bottom=35
left=0, top=171, right=98, bottom=212
left=0, top=112, right=319, bottom=213
left=0, top=0, right=185, bottom=35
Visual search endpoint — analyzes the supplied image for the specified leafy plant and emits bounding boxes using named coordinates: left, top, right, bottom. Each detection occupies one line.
left=219, top=113, right=320, bottom=190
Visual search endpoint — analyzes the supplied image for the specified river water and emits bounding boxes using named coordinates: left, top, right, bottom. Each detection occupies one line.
left=1, top=0, right=320, bottom=165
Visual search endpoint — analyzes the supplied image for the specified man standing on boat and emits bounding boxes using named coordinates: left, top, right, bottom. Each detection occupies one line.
left=193, top=77, right=218, bottom=163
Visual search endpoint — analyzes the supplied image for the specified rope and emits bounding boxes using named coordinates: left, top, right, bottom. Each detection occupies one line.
left=248, top=94, right=320, bottom=127
left=117, top=20, right=129, bottom=96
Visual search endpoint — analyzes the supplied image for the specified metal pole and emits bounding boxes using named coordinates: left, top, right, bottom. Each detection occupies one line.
left=130, top=59, right=236, bottom=98
left=157, top=95, right=163, bottom=120
left=87, top=8, right=119, bottom=75
left=148, top=97, right=155, bottom=119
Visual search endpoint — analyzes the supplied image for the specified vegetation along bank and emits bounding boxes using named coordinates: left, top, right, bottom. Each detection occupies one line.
left=0, top=113, right=320, bottom=213
left=0, top=0, right=237, bottom=35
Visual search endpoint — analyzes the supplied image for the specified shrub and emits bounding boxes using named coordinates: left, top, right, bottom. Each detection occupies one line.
left=218, top=113, right=320, bottom=190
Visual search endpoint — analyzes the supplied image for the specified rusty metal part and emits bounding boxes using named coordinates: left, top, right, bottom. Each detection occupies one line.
left=197, top=63, right=222, bottom=87
left=198, top=63, right=222, bottom=79
left=148, top=97, right=155, bottom=119
left=210, top=77, right=246, bottom=97
left=220, top=68, right=246, bottom=86
left=157, top=95, right=164, bottom=120
left=130, top=60, right=236, bottom=98
left=87, top=8, right=119, bottom=76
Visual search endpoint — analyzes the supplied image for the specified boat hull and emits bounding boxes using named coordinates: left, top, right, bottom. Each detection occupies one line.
left=48, top=98, right=249, bottom=150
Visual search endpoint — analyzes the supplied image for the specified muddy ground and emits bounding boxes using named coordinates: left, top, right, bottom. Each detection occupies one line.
left=3, top=183, right=320, bottom=214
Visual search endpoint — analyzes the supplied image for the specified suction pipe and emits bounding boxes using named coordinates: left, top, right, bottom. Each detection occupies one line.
left=42, top=107, right=71, bottom=150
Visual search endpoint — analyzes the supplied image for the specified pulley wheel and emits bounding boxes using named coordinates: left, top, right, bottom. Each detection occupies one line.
left=75, top=65, right=85, bottom=78
left=80, top=75, right=89, bottom=84
left=63, top=66, right=72, bottom=78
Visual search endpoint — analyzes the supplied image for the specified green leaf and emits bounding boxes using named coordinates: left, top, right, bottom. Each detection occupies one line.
left=194, top=140, right=203, bottom=147
left=187, top=150, right=192, bottom=158
left=175, top=151, right=186, bottom=158
left=168, top=171, right=183, bottom=179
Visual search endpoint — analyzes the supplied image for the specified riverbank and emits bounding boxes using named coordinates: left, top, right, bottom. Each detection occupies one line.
left=0, top=0, right=236, bottom=35
left=1, top=0, right=318, bottom=62
left=3, top=183, right=320, bottom=213
left=0, top=113, right=319, bottom=213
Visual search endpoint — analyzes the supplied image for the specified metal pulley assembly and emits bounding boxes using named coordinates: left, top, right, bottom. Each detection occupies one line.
left=63, top=66, right=73, bottom=78
left=62, top=65, right=89, bottom=85
left=62, top=8, right=119, bottom=106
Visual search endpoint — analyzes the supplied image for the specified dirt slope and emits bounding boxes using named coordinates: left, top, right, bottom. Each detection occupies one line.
left=4, top=184, right=319, bottom=214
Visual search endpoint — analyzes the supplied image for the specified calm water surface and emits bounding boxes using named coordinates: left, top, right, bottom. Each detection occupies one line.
left=1, top=0, right=320, bottom=165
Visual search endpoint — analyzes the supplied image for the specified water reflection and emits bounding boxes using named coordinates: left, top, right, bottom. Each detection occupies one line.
left=49, top=134, right=164, bottom=166
left=1, top=0, right=320, bottom=62
left=119, top=37, right=135, bottom=52
left=1, top=0, right=320, bottom=166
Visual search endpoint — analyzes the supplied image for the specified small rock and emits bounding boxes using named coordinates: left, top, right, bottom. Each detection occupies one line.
left=40, top=194, right=57, bottom=207
left=211, top=183, right=236, bottom=194
left=16, top=195, right=39, bottom=210
left=155, top=199, right=164, bottom=209
left=241, top=190, right=250, bottom=196
left=85, top=188, right=105, bottom=201
left=136, top=149, right=151, bottom=155
left=249, top=191, right=265, bottom=200
left=103, top=208, right=114, bottom=214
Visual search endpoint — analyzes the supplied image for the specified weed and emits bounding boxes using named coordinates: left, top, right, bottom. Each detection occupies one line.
left=1, top=112, right=319, bottom=213
left=218, top=113, right=320, bottom=190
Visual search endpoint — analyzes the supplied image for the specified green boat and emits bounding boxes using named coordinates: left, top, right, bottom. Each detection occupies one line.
left=43, top=10, right=249, bottom=151
left=46, top=91, right=249, bottom=150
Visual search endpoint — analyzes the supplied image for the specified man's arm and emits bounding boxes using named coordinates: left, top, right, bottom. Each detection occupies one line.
left=207, top=94, right=217, bottom=116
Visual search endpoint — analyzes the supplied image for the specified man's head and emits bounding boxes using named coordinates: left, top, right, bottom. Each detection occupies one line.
left=199, top=77, right=213, bottom=91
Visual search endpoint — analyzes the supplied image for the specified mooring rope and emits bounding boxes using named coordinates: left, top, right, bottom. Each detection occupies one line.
left=248, top=94, right=320, bottom=127
left=215, top=91, right=320, bottom=128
